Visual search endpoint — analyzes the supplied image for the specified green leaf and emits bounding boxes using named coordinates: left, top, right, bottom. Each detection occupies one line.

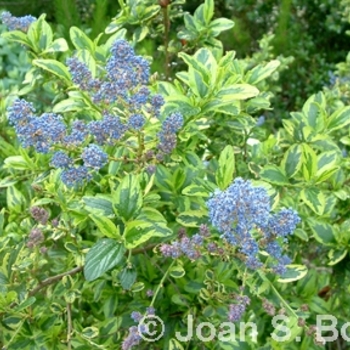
left=0, top=177, right=18, bottom=188
left=124, top=220, right=172, bottom=249
left=179, top=49, right=213, bottom=85
left=53, top=98, right=86, bottom=113
left=216, top=145, right=235, bottom=189
left=260, top=165, right=289, bottom=185
left=300, top=187, right=326, bottom=216
left=133, top=26, right=149, bottom=42
left=13, top=297, right=36, bottom=312
left=139, top=4, right=160, bottom=21
left=302, top=101, right=326, bottom=132
left=70, top=26, right=95, bottom=53
left=316, top=151, right=339, bottom=182
left=182, top=185, right=209, bottom=197
left=89, top=214, right=121, bottom=239
left=131, top=282, right=145, bottom=292
left=308, top=219, right=336, bottom=245
left=328, top=249, right=348, bottom=266
left=281, top=144, right=303, bottom=178
left=168, top=338, right=185, bottom=350
left=203, top=0, right=214, bottom=24
left=81, top=327, right=99, bottom=339
left=169, top=265, right=186, bottom=279
left=216, top=84, right=259, bottom=100
left=76, top=49, right=96, bottom=77
left=176, top=210, right=207, bottom=227
left=83, top=196, right=114, bottom=216
left=247, top=60, right=280, bottom=85
left=0, top=208, right=4, bottom=236
left=6, top=186, right=26, bottom=213
left=113, top=174, right=143, bottom=221
left=84, top=239, right=126, bottom=281
left=301, top=143, right=317, bottom=181
left=294, top=228, right=309, bottom=241
left=209, top=18, right=235, bottom=36
left=27, top=14, right=53, bottom=52
left=327, top=106, right=350, bottom=132
left=277, top=264, right=308, bottom=283
left=2, top=30, right=33, bottom=49
left=203, top=99, right=240, bottom=116
left=3, top=156, right=31, bottom=170
left=119, top=266, right=137, bottom=290
left=33, top=59, right=71, bottom=82
left=43, top=38, right=69, bottom=53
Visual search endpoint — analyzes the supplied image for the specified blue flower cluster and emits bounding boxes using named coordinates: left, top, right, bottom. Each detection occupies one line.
left=8, top=100, right=66, bottom=153
left=122, top=326, right=141, bottom=350
left=66, top=39, right=164, bottom=120
left=81, top=144, right=108, bottom=170
left=157, top=112, right=184, bottom=154
left=207, top=177, right=300, bottom=274
left=1, top=11, right=36, bottom=32
left=160, top=228, right=207, bottom=260
left=228, top=295, right=250, bottom=322
left=66, top=39, right=184, bottom=154
left=60, top=166, right=92, bottom=188
left=63, top=120, right=89, bottom=147
left=122, top=307, right=156, bottom=350
left=88, top=113, right=127, bottom=145
left=66, top=57, right=100, bottom=91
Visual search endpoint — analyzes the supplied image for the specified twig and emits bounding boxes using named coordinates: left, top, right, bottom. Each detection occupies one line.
left=7, top=266, right=83, bottom=310
left=162, top=4, right=171, bottom=80
left=28, top=266, right=83, bottom=297
left=67, top=303, right=72, bottom=350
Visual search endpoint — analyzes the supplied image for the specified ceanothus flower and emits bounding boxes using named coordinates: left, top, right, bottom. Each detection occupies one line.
left=128, top=114, right=145, bottom=130
left=7, top=98, right=35, bottom=126
left=61, top=166, right=92, bottom=188
left=89, top=114, right=128, bottom=145
left=228, top=295, right=250, bottom=322
left=50, top=151, right=73, bottom=169
left=1, top=11, right=36, bottom=32
left=207, top=177, right=300, bottom=274
left=66, top=57, right=100, bottom=91
left=82, top=144, right=108, bottom=170
left=157, top=112, right=184, bottom=154
left=16, top=113, right=66, bottom=153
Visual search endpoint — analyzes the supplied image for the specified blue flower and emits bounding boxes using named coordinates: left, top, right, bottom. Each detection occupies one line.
left=150, top=94, right=165, bottom=117
left=61, top=166, right=92, bottom=188
left=228, top=295, right=250, bottom=322
left=89, top=114, right=128, bottom=145
left=157, top=112, right=184, bottom=154
left=82, top=144, right=108, bottom=170
left=17, top=113, right=66, bottom=153
left=207, top=177, right=300, bottom=273
left=63, top=120, right=89, bottom=146
left=1, top=11, right=36, bottom=32
left=7, top=98, right=35, bottom=126
left=128, top=114, right=145, bottom=130
left=50, top=151, right=73, bottom=169
left=122, top=326, right=141, bottom=350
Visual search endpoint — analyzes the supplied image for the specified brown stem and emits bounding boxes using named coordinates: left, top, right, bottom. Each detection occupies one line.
left=67, top=303, right=72, bottom=350
left=6, top=266, right=83, bottom=311
left=28, top=266, right=83, bottom=297
left=162, top=5, right=170, bottom=80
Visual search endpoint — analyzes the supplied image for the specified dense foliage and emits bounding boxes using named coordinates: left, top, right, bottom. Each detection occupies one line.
left=0, top=1, right=350, bottom=349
